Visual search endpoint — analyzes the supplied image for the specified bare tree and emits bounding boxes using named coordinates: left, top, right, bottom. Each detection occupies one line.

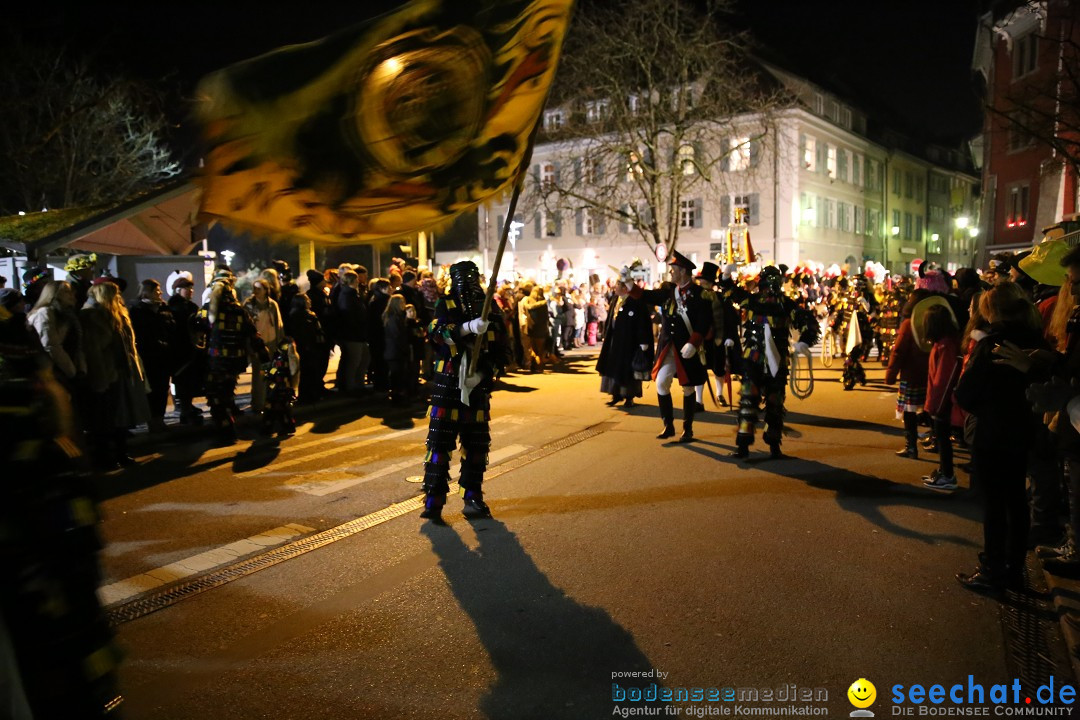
left=527, top=0, right=788, bottom=258
left=985, top=4, right=1080, bottom=176
left=0, top=39, right=182, bottom=215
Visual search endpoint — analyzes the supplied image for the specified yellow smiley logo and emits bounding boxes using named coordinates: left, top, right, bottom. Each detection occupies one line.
left=848, top=678, right=876, bottom=708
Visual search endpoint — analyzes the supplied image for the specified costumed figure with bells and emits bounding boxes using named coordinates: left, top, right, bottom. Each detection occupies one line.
left=725, top=265, right=819, bottom=458
left=831, top=275, right=877, bottom=390
left=628, top=251, right=712, bottom=443
left=420, top=261, right=510, bottom=523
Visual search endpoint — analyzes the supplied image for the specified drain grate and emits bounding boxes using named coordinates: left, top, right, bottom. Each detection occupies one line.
left=106, top=425, right=606, bottom=626
left=999, top=555, right=1074, bottom=698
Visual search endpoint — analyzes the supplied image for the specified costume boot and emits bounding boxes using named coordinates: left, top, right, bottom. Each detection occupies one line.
left=420, top=493, right=447, bottom=523
left=656, top=393, right=675, bottom=439
left=679, top=393, right=696, bottom=443
left=462, top=488, right=492, bottom=518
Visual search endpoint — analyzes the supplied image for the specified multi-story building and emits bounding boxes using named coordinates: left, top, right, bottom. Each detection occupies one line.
left=973, top=0, right=1079, bottom=263
left=463, top=66, right=978, bottom=283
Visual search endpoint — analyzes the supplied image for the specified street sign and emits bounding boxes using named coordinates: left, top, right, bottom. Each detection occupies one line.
left=655, top=243, right=667, bottom=262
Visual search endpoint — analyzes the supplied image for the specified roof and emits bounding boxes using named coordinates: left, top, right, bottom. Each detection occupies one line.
left=0, top=181, right=200, bottom=258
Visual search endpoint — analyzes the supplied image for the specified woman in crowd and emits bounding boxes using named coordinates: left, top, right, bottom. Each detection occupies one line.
left=954, top=283, right=1049, bottom=593
left=885, top=289, right=932, bottom=458
left=26, top=281, right=85, bottom=395
left=920, top=304, right=962, bottom=492
left=523, top=286, right=552, bottom=372
left=382, top=293, right=410, bottom=404
left=288, top=293, right=326, bottom=405
left=244, top=278, right=283, bottom=415
left=80, top=279, right=149, bottom=470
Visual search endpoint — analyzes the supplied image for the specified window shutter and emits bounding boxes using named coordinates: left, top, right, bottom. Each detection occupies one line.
left=575, top=208, right=583, bottom=235
left=816, top=143, right=826, bottom=175
left=748, top=194, right=760, bottom=226
left=693, top=141, right=703, bottom=175
left=720, top=195, right=731, bottom=225
left=553, top=160, right=561, bottom=186
left=573, top=158, right=582, bottom=183
left=497, top=215, right=504, bottom=240
left=618, top=205, right=630, bottom=234
left=799, top=133, right=806, bottom=164
left=720, top=138, right=730, bottom=171
left=693, top=198, right=704, bottom=229
left=534, top=211, right=542, bottom=238
left=596, top=214, right=607, bottom=235
left=749, top=139, right=761, bottom=168
left=533, top=163, right=541, bottom=190
left=554, top=211, right=562, bottom=237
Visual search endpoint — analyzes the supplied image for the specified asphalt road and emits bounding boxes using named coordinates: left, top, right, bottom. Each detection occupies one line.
left=100, top=350, right=1068, bottom=719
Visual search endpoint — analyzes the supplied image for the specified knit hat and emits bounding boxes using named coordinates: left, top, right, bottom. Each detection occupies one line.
left=306, top=269, right=325, bottom=286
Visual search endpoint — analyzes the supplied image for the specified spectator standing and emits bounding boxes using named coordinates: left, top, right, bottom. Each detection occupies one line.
left=336, top=271, right=370, bottom=393
left=80, top=279, right=149, bottom=469
left=26, top=281, right=85, bottom=396
left=206, top=278, right=266, bottom=444
left=885, top=290, right=932, bottom=458
left=128, top=279, right=176, bottom=432
left=920, top=304, right=963, bottom=492
left=367, top=279, right=392, bottom=393
left=289, top=293, right=327, bottom=404
left=167, top=274, right=206, bottom=425
left=243, top=279, right=284, bottom=415
left=382, top=293, right=410, bottom=404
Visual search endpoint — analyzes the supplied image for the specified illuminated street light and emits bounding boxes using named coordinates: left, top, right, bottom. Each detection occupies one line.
left=955, top=216, right=970, bottom=229
left=969, top=228, right=979, bottom=238
left=931, top=233, right=939, bottom=241
left=221, top=250, right=236, bottom=266
left=891, top=226, right=900, bottom=236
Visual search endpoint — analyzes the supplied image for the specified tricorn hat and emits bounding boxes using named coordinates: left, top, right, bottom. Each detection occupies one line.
left=1018, top=239, right=1069, bottom=286
left=667, top=250, right=696, bottom=271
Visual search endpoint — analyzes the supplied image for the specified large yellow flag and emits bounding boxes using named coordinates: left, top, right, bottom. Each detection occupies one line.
left=196, top=0, right=573, bottom=244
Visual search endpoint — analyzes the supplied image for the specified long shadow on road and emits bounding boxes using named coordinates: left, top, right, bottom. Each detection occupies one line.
left=421, top=518, right=663, bottom=720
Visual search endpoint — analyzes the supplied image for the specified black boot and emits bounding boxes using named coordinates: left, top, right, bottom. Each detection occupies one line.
left=730, top=439, right=750, bottom=459
left=462, top=488, right=492, bottom=518
left=420, top=493, right=447, bottom=523
left=656, top=394, right=675, bottom=439
left=679, top=393, right=696, bottom=443
left=896, top=411, right=918, bottom=458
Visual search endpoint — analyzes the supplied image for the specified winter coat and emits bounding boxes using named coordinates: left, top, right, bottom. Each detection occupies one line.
left=27, top=305, right=85, bottom=380
left=955, top=321, right=1048, bottom=453
left=924, top=334, right=964, bottom=426
left=383, top=314, right=409, bottom=361
left=79, top=299, right=149, bottom=426
left=885, top=318, right=929, bottom=387
left=596, top=293, right=653, bottom=385
left=336, top=286, right=368, bottom=343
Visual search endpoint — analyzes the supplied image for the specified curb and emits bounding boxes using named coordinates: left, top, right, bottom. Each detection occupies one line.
left=1040, top=566, right=1080, bottom=683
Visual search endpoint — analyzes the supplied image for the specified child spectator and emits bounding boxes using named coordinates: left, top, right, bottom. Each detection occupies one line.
left=921, top=304, right=962, bottom=492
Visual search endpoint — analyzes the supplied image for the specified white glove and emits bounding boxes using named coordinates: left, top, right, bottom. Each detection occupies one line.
left=724, top=338, right=734, bottom=348
left=680, top=342, right=696, bottom=359
left=639, top=344, right=648, bottom=351
left=794, top=341, right=810, bottom=355
left=460, top=318, right=490, bottom=336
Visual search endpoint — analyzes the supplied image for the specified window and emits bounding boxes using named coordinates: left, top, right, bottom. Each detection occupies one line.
left=679, top=198, right=698, bottom=228
left=915, top=178, right=924, bottom=202
left=1014, top=32, right=1038, bottom=79
left=826, top=199, right=836, bottom=228
left=584, top=99, right=610, bottom=123
left=733, top=195, right=751, bottom=224
left=840, top=107, right=852, bottom=129
left=628, top=94, right=640, bottom=115
left=867, top=209, right=880, bottom=239
left=626, top=152, right=643, bottom=182
left=915, top=216, right=923, bottom=243
left=542, top=109, right=564, bottom=131
left=584, top=159, right=604, bottom=185
left=813, top=93, right=824, bottom=115
left=837, top=148, right=848, bottom=182
left=538, top=209, right=559, bottom=238
left=729, top=137, right=751, bottom=171
left=852, top=154, right=862, bottom=186
left=866, top=159, right=877, bottom=191
left=838, top=202, right=851, bottom=232
left=893, top=168, right=901, bottom=196
left=678, top=145, right=696, bottom=176
left=1007, top=184, right=1030, bottom=227
left=930, top=205, right=945, bottom=222
left=854, top=206, right=864, bottom=234
left=801, top=192, right=816, bottom=226
left=826, top=145, right=837, bottom=178
left=904, top=172, right=913, bottom=199
left=903, top=212, right=912, bottom=240
left=803, top=136, right=817, bottom=170
left=892, top=209, right=901, bottom=233
left=672, top=85, right=696, bottom=111
left=828, top=100, right=839, bottom=122
left=1009, top=111, right=1036, bottom=151
left=540, top=162, right=556, bottom=191
left=581, top=207, right=595, bottom=235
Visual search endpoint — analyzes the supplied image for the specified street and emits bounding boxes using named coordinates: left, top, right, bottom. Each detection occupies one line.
left=100, top=351, right=1069, bottom=719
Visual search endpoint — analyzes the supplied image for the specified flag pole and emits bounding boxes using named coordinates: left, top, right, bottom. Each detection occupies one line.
left=467, top=117, right=544, bottom=376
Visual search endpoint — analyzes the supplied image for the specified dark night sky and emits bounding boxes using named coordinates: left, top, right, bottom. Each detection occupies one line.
left=7, top=0, right=986, bottom=144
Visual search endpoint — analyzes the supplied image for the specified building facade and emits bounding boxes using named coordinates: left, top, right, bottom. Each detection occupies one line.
left=457, top=69, right=978, bottom=282
left=973, top=0, right=1079, bottom=262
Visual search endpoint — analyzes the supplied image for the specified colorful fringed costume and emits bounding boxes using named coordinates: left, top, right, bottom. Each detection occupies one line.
left=421, top=262, right=508, bottom=521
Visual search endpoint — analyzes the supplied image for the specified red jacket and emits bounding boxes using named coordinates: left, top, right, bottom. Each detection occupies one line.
left=924, top=334, right=963, bottom=425
left=885, top=318, right=929, bottom=387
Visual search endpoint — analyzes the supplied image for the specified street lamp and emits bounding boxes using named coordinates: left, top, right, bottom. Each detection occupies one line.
left=955, top=216, right=970, bottom=230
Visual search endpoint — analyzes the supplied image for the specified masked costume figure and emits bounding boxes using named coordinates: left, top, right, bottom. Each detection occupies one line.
left=420, top=261, right=509, bottom=522
left=726, top=265, right=819, bottom=458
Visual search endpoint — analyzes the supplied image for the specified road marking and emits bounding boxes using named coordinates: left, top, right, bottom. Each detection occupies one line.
left=97, top=523, right=315, bottom=606
left=198, top=423, right=387, bottom=463
left=289, top=443, right=532, bottom=496
left=234, top=427, right=425, bottom=478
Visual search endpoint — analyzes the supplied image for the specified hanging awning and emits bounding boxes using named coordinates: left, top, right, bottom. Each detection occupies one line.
left=0, top=181, right=200, bottom=259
